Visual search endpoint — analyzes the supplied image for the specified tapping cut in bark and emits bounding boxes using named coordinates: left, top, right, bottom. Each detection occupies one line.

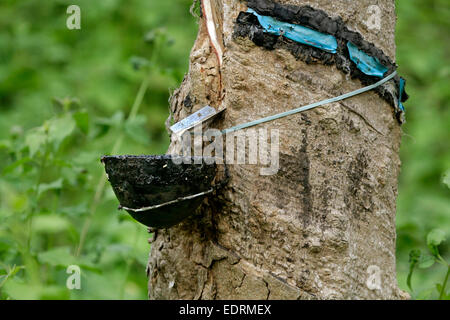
left=202, top=0, right=225, bottom=67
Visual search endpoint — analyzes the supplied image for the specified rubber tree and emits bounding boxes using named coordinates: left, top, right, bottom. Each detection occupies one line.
left=147, top=0, right=407, bottom=299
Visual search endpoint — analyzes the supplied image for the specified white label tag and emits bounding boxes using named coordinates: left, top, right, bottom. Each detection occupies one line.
left=169, top=106, right=218, bottom=134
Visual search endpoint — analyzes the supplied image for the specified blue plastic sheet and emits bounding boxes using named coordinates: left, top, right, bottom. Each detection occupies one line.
left=347, top=42, right=388, bottom=77
left=398, top=77, right=406, bottom=111
left=247, top=8, right=338, bottom=53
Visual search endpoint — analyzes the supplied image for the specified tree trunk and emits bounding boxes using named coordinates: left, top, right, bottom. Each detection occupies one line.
left=147, top=0, right=407, bottom=300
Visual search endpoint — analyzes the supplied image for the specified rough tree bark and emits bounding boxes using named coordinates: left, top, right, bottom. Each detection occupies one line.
left=147, top=0, right=407, bottom=299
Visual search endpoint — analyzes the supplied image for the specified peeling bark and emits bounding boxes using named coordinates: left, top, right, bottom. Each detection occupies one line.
left=148, top=0, right=406, bottom=300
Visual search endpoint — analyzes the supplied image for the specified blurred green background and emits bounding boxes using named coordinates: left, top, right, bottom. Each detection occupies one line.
left=0, top=0, right=448, bottom=299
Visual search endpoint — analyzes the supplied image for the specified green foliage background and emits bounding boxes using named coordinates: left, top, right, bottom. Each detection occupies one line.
left=0, top=0, right=448, bottom=299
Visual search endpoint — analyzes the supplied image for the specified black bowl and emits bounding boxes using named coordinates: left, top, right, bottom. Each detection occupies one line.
left=102, top=155, right=217, bottom=228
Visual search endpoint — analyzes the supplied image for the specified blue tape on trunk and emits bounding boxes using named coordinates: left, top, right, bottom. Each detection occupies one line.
left=247, top=8, right=338, bottom=53
left=242, top=9, right=406, bottom=122
left=398, top=77, right=406, bottom=111
left=347, top=42, right=388, bottom=77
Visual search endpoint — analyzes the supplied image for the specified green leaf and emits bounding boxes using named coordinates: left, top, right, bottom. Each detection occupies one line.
left=427, top=229, right=446, bottom=247
left=407, top=249, right=421, bottom=291
left=37, top=247, right=75, bottom=267
left=37, top=247, right=100, bottom=272
left=3, top=281, right=42, bottom=300
left=25, top=127, right=47, bottom=157
left=418, top=255, right=435, bottom=269
left=51, top=97, right=65, bottom=109
left=427, top=229, right=446, bottom=256
left=47, top=113, right=76, bottom=149
left=409, top=249, right=421, bottom=263
left=52, top=97, right=81, bottom=112
left=93, top=112, right=124, bottom=139
left=32, top=214, right=70, bottom=234
left=443, top=169, right=450, bottom=189
left=95, top=111, right=124, bottom=127
left=124, top=115, right=149, bottom=145
left=8, top=265, right=24, bottom=278
left=37, top=178, right=63, bottom=197
left=130, top=56, right=150, bottom=70
left=73, top=111, right=90, bottom=135
left=2, top=157, right=33, bottom=175
left=67, top=98, right=81, bottom=110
